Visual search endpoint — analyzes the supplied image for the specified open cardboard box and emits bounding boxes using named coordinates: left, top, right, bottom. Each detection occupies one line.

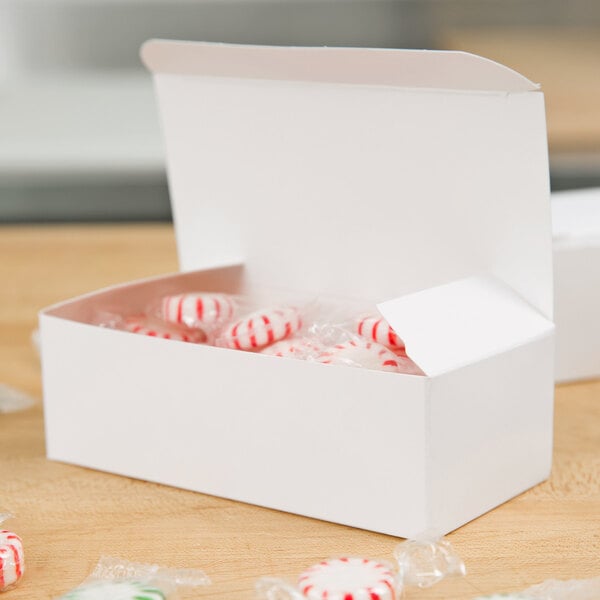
left=552, top=188, right=600, bottom=383
left=40, top=41, right=555, bottom=538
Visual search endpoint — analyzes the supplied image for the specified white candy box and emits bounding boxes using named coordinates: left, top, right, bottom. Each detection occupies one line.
left=39, top=41, right=554, bottom=537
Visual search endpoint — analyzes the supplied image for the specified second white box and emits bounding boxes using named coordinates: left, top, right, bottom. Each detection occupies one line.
left=40, top=41, right=555, bottom=537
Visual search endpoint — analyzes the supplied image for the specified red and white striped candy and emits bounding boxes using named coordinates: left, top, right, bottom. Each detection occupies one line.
left=317, top=339, right=403, bottom=373
left=0, top=530, right=24, bottom=591
left=221, top=307, right=302, bottom=351
left=161, top=293, right=236, bottom=328
left=125, top=317, right=206, bottom=343
left=391, top=352, right=425, bottom=376
left=260, top=337, right=323, bottom=360
left=298, top=557, right=396, bottom=600
left=355, top=315, right=405, bottom=351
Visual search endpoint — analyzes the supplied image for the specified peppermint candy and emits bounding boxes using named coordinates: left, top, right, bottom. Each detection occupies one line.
left=355, top=315, right=404, bottom=351
left=161, top=293, right=236, bottom=328
left=298, top=557, right=397, bottom=600
left=0, top=530, right=24, bottom=591
left=316, top=339, right=403, bottom=373
left=390, top=353, right=424, bottom=376
left=221, top=307, right=302, bottom=351
left=59, top=580, right=166, bottom=600
left=124, top=317, right=206, bottom=344
left=260, top=337, right=323, bottom=359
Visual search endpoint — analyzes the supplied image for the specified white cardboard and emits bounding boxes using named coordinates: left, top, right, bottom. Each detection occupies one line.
left=552, top=188, right=600, bottom=382
left=39, top=41, right=555, bottom=537
left=379, top=276, right=553, bottom=377
left=142, top=41, right=553, bottom=323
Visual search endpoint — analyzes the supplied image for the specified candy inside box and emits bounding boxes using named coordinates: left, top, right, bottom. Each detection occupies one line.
left=40, top=41, right=555, bottom=538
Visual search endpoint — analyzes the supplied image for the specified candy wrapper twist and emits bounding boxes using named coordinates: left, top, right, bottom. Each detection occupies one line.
left=56, top=556, right=210, bottom=599
left=256, top=536, right=465, bottom=599
left=475, top=576, right=600, bottom=600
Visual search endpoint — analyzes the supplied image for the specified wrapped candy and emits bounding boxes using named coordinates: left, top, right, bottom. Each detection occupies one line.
left=218, top=306, right=303, bottom=351
left=354, top=315, right=405, bottom=352
left=394, top=536, right=466, bottom=588
left=159, top=292, right=237, bottom=331
left=0, top=385, right=36, bottom=414
left=260, top=337, right=324, bottom=359
left=123, top=316, right=206, bottom=344
left=56, top=557, right=210, bottom=600
left=256, top=536, right=464, bottom=599
left=93, top=291, right=425, bottom=376
left=475, top=576, right=600, bottom=600
left=94, top=311, right=206, bottom=345
left=315, top=338, right=419, bottom=374
left=0, top=513, right=25, bottom=592
left=304, top=309, right=424, bottom=375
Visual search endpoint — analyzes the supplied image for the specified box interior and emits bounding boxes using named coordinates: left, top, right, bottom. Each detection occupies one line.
left=142, top=40, right=553, bottom=323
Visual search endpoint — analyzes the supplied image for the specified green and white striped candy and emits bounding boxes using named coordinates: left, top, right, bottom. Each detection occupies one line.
left=59, top=580, right=166, bottom=600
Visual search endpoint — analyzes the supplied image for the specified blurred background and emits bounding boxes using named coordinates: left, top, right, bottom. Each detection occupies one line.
left=1, top=0, right=599, bottom=222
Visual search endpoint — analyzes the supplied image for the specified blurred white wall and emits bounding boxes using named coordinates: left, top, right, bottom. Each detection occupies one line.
left=1, top=0, right=599, bottom=221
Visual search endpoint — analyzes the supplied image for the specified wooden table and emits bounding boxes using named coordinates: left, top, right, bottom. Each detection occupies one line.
left=1, top=224, right=598, bottom=599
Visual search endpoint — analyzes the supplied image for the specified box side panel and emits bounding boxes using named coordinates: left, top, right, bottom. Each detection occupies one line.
left=554, top=244, right=600, bottom=382
left=40, top=316, right=429, bottom=537
left=426, top=334, right=554, bottom=533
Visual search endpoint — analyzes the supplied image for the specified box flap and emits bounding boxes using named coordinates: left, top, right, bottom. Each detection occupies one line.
left=142, top=40, right=552, bottom=320
left=377, top=276, right=554, bottom=377
left=142, top=41, right=538, bottom=92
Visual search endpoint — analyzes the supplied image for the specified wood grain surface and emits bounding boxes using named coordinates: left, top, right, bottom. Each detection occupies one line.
left=0, top=224, right=598, bottom=599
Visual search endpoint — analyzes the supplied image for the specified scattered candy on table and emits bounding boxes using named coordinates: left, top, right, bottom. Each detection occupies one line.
left=473, top=576, right=600, bottom=600
left=256, top=537, right=465, bottom=599
left=58, top=580, right=166, bottom=600
left=298, top=557, right=397, bottom=600
left=0, top=521, right=24, bottom=592
left=0, top=384, right=36, bottom=414
left=57, top=557, right=210, bottom=600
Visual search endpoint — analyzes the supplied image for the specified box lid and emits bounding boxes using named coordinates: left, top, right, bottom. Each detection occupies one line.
left=378, top=275, right=554, bottom=377
left=142, top=40, right=552, bottom=320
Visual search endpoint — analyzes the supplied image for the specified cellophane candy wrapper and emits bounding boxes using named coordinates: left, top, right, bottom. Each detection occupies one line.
left=475, top=576, right=600, bottom=600
left=151, top=292, right=253, bottom=340
left=301, top=303, right=425, bottom=376
left=56, top=557, right=210, bottom=600
left=94, top=291, right=425, bottom=376
left=93, top=310, right=207, bottom=344
left=0, top=512, right=25, bottom=592
left=394, top=536, right=466, bottom=589
left=0, top=384, right=36, bottom=414
left=255, top=536, right=464, bottom=599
